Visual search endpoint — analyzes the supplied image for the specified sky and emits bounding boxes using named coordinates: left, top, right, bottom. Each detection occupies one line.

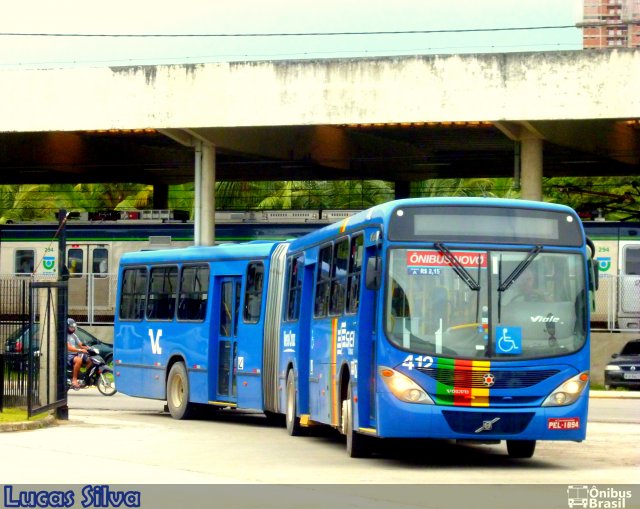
left=0, top=0, right=584, bottom=69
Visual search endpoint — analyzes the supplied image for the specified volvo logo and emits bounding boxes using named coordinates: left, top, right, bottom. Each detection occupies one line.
left=483, top=373, right=496, bottom=387
left=475, top=417, right=500, bottom=433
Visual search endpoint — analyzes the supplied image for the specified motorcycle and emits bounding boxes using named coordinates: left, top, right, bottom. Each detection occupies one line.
left=67, top=347, right=117, bottom=396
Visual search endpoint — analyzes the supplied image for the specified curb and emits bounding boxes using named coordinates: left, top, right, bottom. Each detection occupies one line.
left=0, top=414, right=57, bottom=432
left=590, top=390, right=640, bottom=399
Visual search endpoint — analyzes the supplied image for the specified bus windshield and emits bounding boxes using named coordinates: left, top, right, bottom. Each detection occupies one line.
left=385, top=248, right=587, bottom=360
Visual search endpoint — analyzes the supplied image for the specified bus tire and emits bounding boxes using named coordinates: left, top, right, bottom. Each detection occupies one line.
left=285, top=370, right=302, bottom=436
left=166, top=362, right=194, bottom=420
left=506, top=440, right=536, bottom=459
left=344, top=384, right=369, bottom=458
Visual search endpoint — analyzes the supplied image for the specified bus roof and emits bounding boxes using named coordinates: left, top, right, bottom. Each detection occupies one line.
left=119, top=241, right=283, bottom=265
left=287, top=197, right=580, bottom=250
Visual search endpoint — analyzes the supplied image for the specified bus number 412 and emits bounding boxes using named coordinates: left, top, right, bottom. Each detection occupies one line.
left=402, top=355, right=433, bottom=370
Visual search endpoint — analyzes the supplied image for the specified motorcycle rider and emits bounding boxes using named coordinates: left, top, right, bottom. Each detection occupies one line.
left=67, top=318, right=91, bottom=389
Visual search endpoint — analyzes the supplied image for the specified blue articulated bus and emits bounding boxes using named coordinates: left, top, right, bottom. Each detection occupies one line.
left=114, top=197, right=597, bottom=458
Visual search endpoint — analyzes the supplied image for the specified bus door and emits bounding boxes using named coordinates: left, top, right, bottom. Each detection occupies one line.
left=216, top=277, right=241, bottom=402
left=67, top=245, right=111, bottom=323
left=236, top=262, right=266, bottom=411
left=358, top=229, right=381, bottom=429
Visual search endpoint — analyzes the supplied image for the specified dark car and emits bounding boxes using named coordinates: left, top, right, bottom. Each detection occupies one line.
left=604, top=339, right=640, bottom=390
left=4, top=324, right=113, bottom=364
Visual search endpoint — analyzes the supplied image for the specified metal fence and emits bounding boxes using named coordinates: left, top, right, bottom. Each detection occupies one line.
left=1, top=273, right=117, bottom=326
left=67, top=273, right=118, bottom=324
left=591, top=274, right=640, bottom=331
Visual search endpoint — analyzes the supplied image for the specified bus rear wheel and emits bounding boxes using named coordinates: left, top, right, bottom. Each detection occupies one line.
left=285, top=370, right=302, bottom=436
left=167, top=362, right=193, bottom=420
left=506, top=440, right=536, bottom=459
left=343, top=384, right=370, bottom=458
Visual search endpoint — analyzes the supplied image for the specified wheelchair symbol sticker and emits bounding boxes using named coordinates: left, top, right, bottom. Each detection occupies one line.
left=496, top=326, right=522, bottom=354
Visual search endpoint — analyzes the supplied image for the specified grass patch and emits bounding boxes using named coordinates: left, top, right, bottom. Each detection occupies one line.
left=0, top=407, right=50, bottom=423
left=590, top=383, right=630, bottom=392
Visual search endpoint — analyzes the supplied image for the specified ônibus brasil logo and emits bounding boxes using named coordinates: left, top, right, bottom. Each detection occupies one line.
left=567, top=485, right=633, bottom=508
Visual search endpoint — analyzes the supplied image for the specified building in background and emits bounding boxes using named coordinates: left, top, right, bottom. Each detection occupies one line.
left=579, top=0, right=640, bottom=48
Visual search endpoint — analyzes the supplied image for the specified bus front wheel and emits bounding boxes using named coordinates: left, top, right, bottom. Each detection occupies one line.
left=343, top=384, right=370, bottom=458
left=506, top=440, right=536, bottom=459
left=167, top=362, right=194, bottom=420
left=285, top=370, right=302, bottom=436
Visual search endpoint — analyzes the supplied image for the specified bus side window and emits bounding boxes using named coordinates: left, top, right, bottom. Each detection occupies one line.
left=92, top=248, right=109, bottom=277
left=329, top=238, right=349, bottom=315
left=285, top=256, right=303, bottom=322
left=119, top=267, right=148, bottom=320
left=243, top=262, right=264, bottom=324
left=147, top=266, right=178, bottom=320
left=314, top=245, right=332, bottom=318
left=346, top=235, right=363, bottom=314
left=177, top=265, right=209, bottom=321
left=68, top=248, right=84, bottom=277
left=15, top=249, right=35, bottom=275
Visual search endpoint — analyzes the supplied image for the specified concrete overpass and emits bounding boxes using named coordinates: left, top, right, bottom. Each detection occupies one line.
left=0, top=48, right=638, bottom=244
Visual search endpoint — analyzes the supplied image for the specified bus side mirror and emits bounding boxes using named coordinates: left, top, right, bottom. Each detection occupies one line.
left=365, top=256, right=381, bottom=291
left=586, top=237, right=599, bottom=291
left=590, top=259, right=599, bottom=292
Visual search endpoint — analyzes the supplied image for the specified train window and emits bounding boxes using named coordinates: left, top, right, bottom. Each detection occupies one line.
left=119, top=267, right=148, bottom=320
left=68, top=248, right=84, bottom=277
left=177, top=265, right=209, bottom=321
left=285, top=256, right=304, bottom=322
left=92, top=248, right=109, bottom=276
left=329, top=238, right=349, bottom=315
left=346, top=235, right=364, bottom=314
left=624, top=246, right=640, bottom=275
left=243, top=262, right=264, bottom=324
left=147, top=266, right=178, bottom=320
left=314, top=245, right=333, bottom=318
left=15, top=250, right=35, bottom=275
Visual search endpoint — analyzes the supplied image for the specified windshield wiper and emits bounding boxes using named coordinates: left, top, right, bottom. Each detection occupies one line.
left=498, top=245, right=542, bottom=292
left=434, top=242, right=480, bottom=291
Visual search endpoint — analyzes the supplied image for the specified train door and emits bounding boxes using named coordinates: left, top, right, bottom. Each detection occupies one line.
left=618, top=243, right=640, bottom=329
left=216, top=277, right=241, bottom=403
left=67, top=245, right=111, bottom=323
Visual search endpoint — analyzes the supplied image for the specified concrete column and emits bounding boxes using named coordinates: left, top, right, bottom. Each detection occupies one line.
left=195, top=142, right=216, bottom=246
left=520, top=137, right=543, bottom=201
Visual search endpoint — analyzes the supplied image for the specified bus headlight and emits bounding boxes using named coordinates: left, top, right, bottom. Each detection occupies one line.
left=542, top=371, right=589, bottom=407
left=379, top=367, right=433, bottom=405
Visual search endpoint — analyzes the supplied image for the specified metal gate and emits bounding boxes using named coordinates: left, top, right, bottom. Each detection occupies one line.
left=0, top=278, right=67, bottom=417
left=26, top=281, right=68, bottom=417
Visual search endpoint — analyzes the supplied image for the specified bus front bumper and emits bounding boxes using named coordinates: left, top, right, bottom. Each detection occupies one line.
left=374, top=390, right=588, bottom=441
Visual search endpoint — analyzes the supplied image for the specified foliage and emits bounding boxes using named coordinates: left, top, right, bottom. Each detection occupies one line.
left=543, top=177, right=640, bottom=220
left=0, top=176, right=638, bottom=222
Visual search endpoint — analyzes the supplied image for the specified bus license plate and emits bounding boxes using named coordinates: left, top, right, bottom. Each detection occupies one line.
left=548, top=418, right=580, bottom=430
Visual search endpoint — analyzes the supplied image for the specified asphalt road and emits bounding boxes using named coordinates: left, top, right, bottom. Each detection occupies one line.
left=0, top=390, right=635, bottom=486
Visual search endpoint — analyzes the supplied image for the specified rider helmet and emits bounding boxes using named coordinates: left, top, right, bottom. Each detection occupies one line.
left=67, top=318, right=77, bottom=332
